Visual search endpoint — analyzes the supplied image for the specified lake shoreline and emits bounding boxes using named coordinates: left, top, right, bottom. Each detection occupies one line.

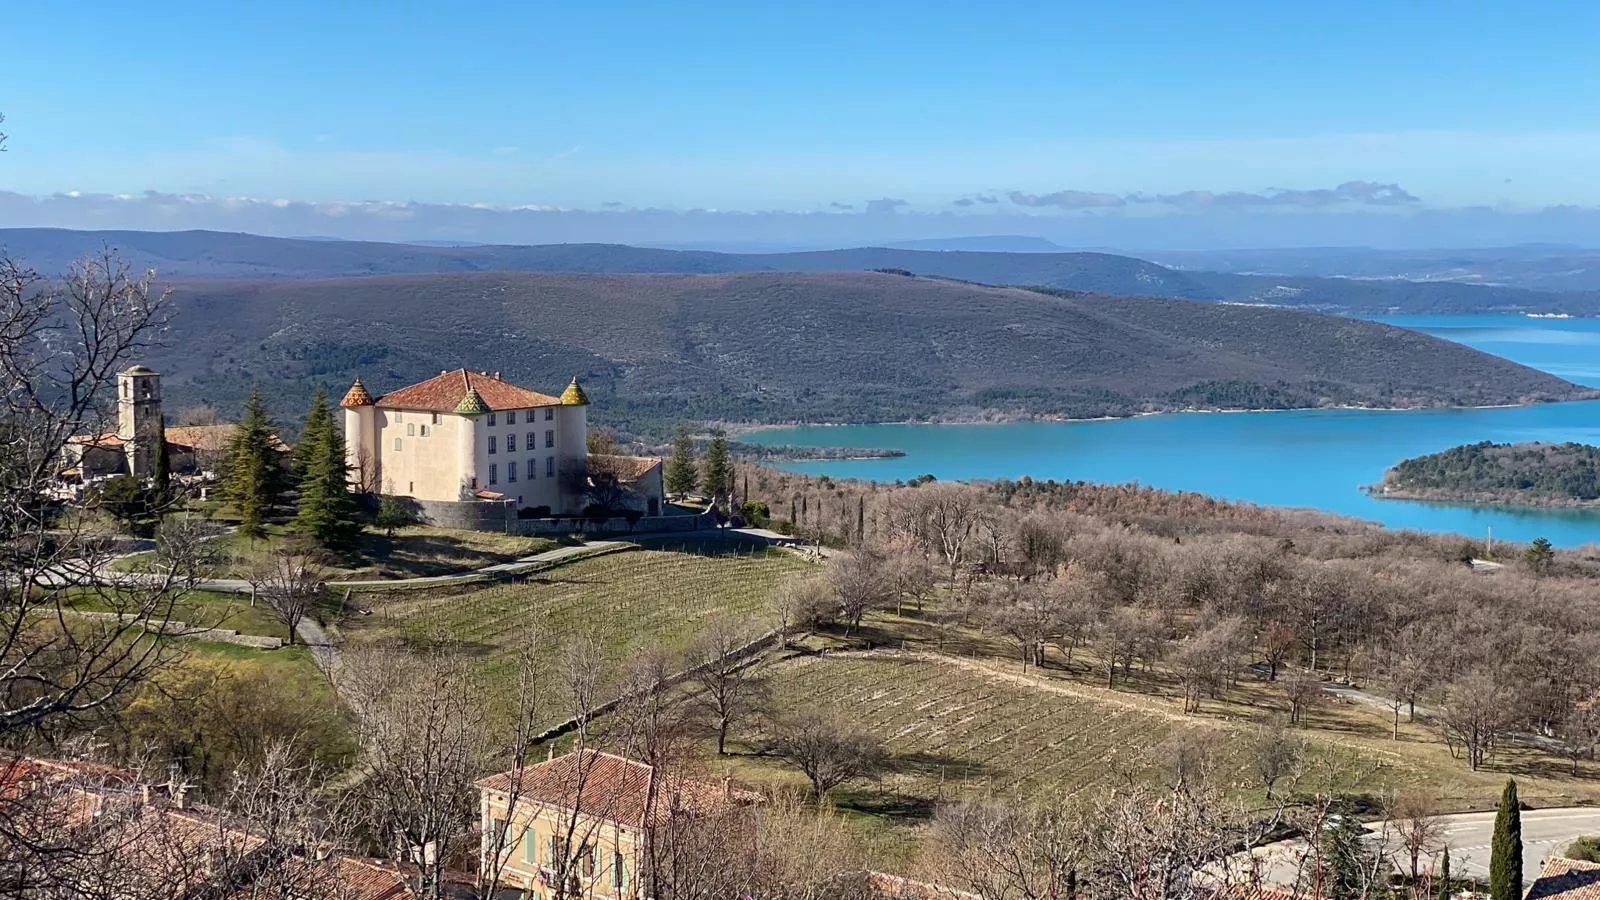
left=1365, top=486, right=1600, bottom=511
left=725, top=399, right=1558, bottom=440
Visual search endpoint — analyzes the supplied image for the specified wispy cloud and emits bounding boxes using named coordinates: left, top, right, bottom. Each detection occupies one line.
left=864, top=197, right=909, bottom=214
left=1009, top=190, right=1127, bottom=209
left=1, top=187, right=1593, bottom=251
left=1007, top=181, right=1422, bottom=211
left=829, top=201, right=855, bottom=210
left=547, top=144, right=584, bottom=161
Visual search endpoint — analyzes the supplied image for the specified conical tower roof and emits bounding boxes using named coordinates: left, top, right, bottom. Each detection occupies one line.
left=559, top=377, right=590, bottom=406
left=454, top=387, right=490, bottom=416
left=340, top=377, right=374, bottom=408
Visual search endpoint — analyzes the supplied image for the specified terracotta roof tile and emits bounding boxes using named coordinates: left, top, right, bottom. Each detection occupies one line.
left=341, top=377, right=375, bottom=408
left=477, top=750, right=760, bottom=829
left=376, top=370, right=562, bottom=413
left=1528, top=857, right=1600, bottom=900
left=231, top=856, right=416, bottom=900
left=589, top=454, right=663, bottom=483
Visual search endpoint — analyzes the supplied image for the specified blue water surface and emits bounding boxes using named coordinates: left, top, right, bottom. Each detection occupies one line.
left=749, top=315, right=1600, bottom=545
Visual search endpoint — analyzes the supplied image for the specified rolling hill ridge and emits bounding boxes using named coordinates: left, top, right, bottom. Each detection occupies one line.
left=139, top=270, right=1591, bottom=435
left=6, top=227, right=1599, bottom=315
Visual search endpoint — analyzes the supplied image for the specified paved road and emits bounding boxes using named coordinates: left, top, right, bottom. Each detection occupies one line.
left=1247, top=807, right=1600, bottom=888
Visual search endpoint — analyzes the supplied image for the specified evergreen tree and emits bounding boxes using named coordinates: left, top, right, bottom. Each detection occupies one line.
left=665, top=423, right=698, bottom=497
left=293, top=389, right=362, bottom=553
left=1436, top=847, right=1451, bottom=900
left=1525, top=537, right=1555, bottom=575
left=224, top=385, right=283, bottom=539
left=1320, top=804, right=1386, bottom=900
left=700, top=430, right=733, bottom=507
left=1489, top=779, right=1522, bottom=900
left=150, top=418, right=171, bottom=509
left=291, top=387, right=331, bottom=479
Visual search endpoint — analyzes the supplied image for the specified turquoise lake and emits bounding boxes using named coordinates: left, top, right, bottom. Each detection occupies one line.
left=749, top=314, right=1600, bottom=546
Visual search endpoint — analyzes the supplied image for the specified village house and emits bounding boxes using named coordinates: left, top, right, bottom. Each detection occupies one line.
left=61, top=365, right=266, bottom=488
left=0, top=754, right=418, bottom=900
left=475, top=749, right=761, bottom=900
left=340, top=370, right=665, bottom=524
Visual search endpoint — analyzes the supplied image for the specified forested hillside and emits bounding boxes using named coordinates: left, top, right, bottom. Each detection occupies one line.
left=1379, top=440, right=1600, bottom=506
left=141, top=270, right=1590, bottom=436
left=6, top=227, right=1599, bottom=314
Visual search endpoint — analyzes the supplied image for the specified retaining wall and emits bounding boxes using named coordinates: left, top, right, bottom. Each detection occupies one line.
left=508, top=509, right=717, bottom=537
left=412, top=498, right=516, bottom=532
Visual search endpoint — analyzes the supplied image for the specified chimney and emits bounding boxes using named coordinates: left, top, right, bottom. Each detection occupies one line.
left=441, top=369, right=448, bottom=376
left=723, top=769, right=733, bottom=800
left=170, top=781, right=190, bottom=809
left=547, top=744, right=556, bottom=761
left=140, top=783, right=153, bottom=805
left=493, top=371, right=501, bottom=379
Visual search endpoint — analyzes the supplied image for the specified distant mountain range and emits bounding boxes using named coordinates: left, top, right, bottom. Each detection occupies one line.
left=134, top=270, right=1588, bottom=436
left=4, top=227, right=1597, bottom=315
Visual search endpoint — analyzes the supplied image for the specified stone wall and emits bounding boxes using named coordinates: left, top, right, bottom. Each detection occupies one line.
left=411, top=497, right=516, bottom=532
left=508, top=508, right=716, bottom=537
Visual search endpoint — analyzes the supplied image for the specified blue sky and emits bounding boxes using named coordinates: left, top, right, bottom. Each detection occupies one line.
left=5, top=2, right=1600, bottom=246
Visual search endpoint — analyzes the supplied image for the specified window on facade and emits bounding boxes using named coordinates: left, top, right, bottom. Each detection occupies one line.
left=506, top=410, right=516, bottom=424
left=526, top=432, right=536, bottom=451
left=580, top=844, right=596, bottom=879
left=545, top=407, right=554, bottom=421
left=487, top=412, right=496, bottom=426
left=612, top=851, right=626, bottom=889
left=432, top=412, right=441, bottom=425
left=546, top=456, right=555, bottom=478
left=545, top=429, right=555, bottom=448
left=395, top=411, right=403, bottom=422
left=420, top=424, right=431, bottom=437
left=528, top=458, right=537, bottom=479
left=488, top=436, right=497, bottom=454
left=523, top=828, right=537, bottom=865
left=393, top=438, right=402, bottom=451
left=488, top=464, right=497, bottom=485
left=547, top=836, right=560, bottom=866
left=407, top=423, right=415, bottom=436
left=507, top=461, right=517, bottom=482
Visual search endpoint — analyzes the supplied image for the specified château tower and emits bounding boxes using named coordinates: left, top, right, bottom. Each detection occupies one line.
left=117, top=365, right=163, bottom=479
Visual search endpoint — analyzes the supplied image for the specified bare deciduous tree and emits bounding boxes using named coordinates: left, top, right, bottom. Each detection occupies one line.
left=688, top=616, right=767, bottom=755
left=769, top=711, right=885, bottom=800
left=1251, top=721, right=1307, bottom=800
left=246, top=547, right=327, bottom=646
left=1438, top=671, right=1514, bottom=771
left=0, top=250, right=204, bottom=742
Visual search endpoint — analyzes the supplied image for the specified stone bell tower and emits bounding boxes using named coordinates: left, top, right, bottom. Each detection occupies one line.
left=117, top=365, right=163, bottom=479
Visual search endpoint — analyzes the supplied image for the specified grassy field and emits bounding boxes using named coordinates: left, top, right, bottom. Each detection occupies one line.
left=113, top=523, right=564, bottom=581
left=723, top=640, right=1600, bottom=826
left=343, top=542, right=814, bottom=698
left=63, top=587, right=291, bottom=639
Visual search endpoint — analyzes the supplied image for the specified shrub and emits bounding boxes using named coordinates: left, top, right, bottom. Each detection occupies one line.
left=1567, top=836, right=1600, bottom=863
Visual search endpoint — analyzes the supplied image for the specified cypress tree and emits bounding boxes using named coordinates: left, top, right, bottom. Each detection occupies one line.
left=1489, top=779, right=1522, bottom=900
left=293, top=388, right=361, bottom=554
left=150, top=418, right=171, bottom=510
left=224, top=385, right=282, bottom=539
left=1436, top=847, right=1451, bottom=900
left=700, top=430, right=732, bottom=507
left=665, top=423, right=698, bottom=497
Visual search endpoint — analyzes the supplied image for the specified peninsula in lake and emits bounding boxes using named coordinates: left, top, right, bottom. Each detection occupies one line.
left=1373, top=440, right=1600, bottom=508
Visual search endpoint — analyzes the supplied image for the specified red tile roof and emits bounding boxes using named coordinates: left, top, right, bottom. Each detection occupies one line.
left=376, top=370, right=562, bottom=413
left=477, top=750, right=760, bottom=829
left=1528, top=857, right=1600, bottom=900
left=589, top=454, right=663, bottom=483
left=231, top=856, right=417, bottom=900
